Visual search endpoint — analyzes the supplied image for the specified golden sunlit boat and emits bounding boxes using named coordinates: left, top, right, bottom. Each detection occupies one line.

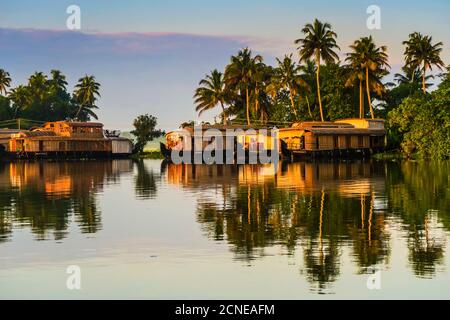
left=2, top=121, right=133, bottom=159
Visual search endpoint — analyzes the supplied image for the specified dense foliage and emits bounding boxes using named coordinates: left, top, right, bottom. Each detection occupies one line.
left=388, top=72, right=450, bottom=159
left=131, top=114, right=164, bottom=154
left=193, top=20, right=448, bottom=158
left=0, top=69, right=101, bottom=124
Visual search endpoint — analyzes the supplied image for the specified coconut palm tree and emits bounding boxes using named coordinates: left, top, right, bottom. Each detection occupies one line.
left=49, top=70, right=68, bottom=92
left=0, top=69, right=11, bottom=96
left=403, top=32, right=445, bottom=93
left=295, top=19, right=340, bottom=122
left=224, top=48, right=263, bottom=125
left=345, top=36, right=390, bottom=119
left=74, top=75, right=101, bottom=120
left=270, top=54, right=309, bottom=120
left=194, top=69, right=229, bottom=125
left=9, top=85, right=30, bottom=117
left=345, top=61, right=365, bottom=118
left=298, top=60, right=316, bottom=119
left=28, top=72, right=48, bottom=100
left=394, top=65, right=433, bottom=93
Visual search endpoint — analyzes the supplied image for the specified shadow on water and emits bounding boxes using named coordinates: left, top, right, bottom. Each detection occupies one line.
left=164, top=160, right=449, bottom=293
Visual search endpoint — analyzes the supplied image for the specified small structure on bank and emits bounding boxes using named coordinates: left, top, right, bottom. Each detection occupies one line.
left=4, top=121, right=132, bottom=158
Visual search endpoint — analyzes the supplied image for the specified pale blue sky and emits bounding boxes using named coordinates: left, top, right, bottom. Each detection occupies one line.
left=1, top=0, right=449, bottom=130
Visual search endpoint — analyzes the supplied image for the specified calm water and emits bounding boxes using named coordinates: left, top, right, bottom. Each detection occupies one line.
left=0, top=159, right=449, bottom=299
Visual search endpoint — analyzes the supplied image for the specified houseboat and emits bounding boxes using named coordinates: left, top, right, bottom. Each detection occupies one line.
left=278, top=118, right=386, bottom=159
left=5, top=121, right=133, bottom=158
left=161, top=118, right=386, bottom=163
left=161, top=124, right=278, bottom=163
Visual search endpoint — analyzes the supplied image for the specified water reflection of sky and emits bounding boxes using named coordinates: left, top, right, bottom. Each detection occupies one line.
left=0, top=160, right=448, bottom=299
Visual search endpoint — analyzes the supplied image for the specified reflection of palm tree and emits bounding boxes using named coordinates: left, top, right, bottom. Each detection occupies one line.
left=74, top=194, right=101, bottom=234
left=408, top=214, right=445, bottom=278
left=350, top=191, right=390, bottom=272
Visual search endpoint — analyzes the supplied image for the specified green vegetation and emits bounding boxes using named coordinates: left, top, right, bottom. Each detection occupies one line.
left=193, top=19, right=448, bottom=159
left=131, top=114, right=164, bottom=154
left=131, top=151, right=164, bottom=159
left=388, top=72, right=450, bottom=159
left=0, top=69, right=101, bottom=123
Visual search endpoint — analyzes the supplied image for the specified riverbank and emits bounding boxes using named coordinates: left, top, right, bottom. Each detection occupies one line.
left=372, top=150, right=406, bottom=160
left=132, top=151, right=164, bottom=159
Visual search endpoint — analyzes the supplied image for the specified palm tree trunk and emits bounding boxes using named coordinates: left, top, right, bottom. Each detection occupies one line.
left=74, top=105, right=83, bottom=120
left=366, top=67, right=375, bottom=119
left=220, top=102, right=226, bottom=125
left=316, top=52, right=324, bottom=122
left=289, top=91, right=298, bottom=120
left=359, top=80, right=363, bottom=119
left=246, top=87, right=251, bottom=126
left=306, top=95, right=313, bottom=119
left=422, top=63, right=427, bottom=93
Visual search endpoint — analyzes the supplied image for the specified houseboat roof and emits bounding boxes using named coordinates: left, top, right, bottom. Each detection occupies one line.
left=43, top=121, right=104, bottom=127
left=292, top=121, right=354, bottom=129
left=305, top=127, right=386, bottom=136
left=13, top=131, right=57, bottom=138
left=166, top=124, right=268, bottom=136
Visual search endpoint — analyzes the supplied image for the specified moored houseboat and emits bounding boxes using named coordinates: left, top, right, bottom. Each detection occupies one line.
left=161, top=119, right=386, bottom=163
left=161, top=124, right=278, bottom=163
left=5, top=121, right=133, bottom=158
left=278, top=118, right=386, bottom=159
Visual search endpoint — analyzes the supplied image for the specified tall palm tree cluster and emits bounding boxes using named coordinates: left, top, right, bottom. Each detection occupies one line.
left=0, top=69, right=101, bottom=122
left=194, top=19, right=446, bottom=125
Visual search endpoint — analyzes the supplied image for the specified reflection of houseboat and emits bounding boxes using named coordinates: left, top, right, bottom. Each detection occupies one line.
left=279, top=119, right=386, bottom=159
left=165, top=161, right=385, bottom=197
left=5, top=121, right=133, bottom=158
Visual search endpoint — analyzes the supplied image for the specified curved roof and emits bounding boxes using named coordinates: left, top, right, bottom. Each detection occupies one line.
left=43, top=121, right=103, bottom=127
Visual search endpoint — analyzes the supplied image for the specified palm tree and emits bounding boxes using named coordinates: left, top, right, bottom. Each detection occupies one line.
left=345, top=60, right=365, bottom=118
left=252, top=64, right=273, bottom=123
left=0, top=69, right=11, bottom=96
left=9, top=85, right=30, bottom=117
left=394, top=65, right=433, bottom=93
left=49, top=70, right=68, bottom=92
left=28, top=72, right=48, bottom=101
left=298, top=60, right=316, bottom=119
left=224, top=48, right=263, bottom=125
left=270, top=54, right=308, bottom=119
left=194, top=69, right=229, bottom=125
left=345, top=36, right=390, bottom=119
left=295, top=19, right=340, bottom=122
left=74, top=75, right=101, bottom=120
left=403, top=32, right=445, bottom=93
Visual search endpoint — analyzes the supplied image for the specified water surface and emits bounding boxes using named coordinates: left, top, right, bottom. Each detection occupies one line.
left=0, top=159, right=449, bottom=299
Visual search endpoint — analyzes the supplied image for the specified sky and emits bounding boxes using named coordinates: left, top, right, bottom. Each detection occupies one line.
left=1, top=0, right=449, bottom=130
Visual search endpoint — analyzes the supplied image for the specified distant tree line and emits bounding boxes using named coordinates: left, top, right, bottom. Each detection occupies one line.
left=0, top=69, right=101, bottom=123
